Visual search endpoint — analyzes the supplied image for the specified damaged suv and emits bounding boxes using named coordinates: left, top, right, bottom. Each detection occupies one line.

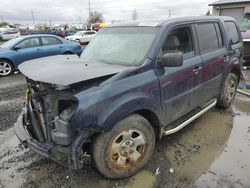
left=15, top=16, right=242, bottom=178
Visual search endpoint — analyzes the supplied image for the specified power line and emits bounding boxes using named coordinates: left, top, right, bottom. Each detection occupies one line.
left=88, top=0, right=91, bottom=21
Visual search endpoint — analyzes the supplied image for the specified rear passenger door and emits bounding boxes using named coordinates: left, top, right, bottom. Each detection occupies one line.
left=40, top=36, right=64, bottom=56
left=157, top=24, right=204, bottom=125
left=195, top=22, right=227, bottom=102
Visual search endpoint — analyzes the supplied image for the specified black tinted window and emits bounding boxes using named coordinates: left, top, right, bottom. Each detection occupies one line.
left=42, top=37, right=62, bottom=46
left=224, top=21, right=240, bottom=44
left=196, top=23, right=220, bottom=53
left=85, top=32, right=95, bottom=35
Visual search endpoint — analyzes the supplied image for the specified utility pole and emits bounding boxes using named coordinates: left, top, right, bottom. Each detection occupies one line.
left=31, top=10, right=35, bottom=24
left=0, top=15, right=3, bottom=23
left=79, top=16, right=81, bottom=23
left=88, top=0, right=91, bottom=23
left=168, top=10, right=171, bottom=18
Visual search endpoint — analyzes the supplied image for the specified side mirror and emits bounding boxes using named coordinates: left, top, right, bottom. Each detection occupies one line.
left=13, top=46, right=21, bottom=51
left=157, top=53, right=183, bottom=67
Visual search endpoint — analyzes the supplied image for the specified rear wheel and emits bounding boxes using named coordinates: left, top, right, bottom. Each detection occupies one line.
left=92, top=114, right=155, bottom=178
left=217, top=73, right=238, bottom=108
left=63, top=51, right=73, bottom=55
left=0, top=60, right=13, bottom=76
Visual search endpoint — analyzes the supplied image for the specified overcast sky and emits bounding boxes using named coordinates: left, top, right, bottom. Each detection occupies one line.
left=0, top=0, right=215, bottom=24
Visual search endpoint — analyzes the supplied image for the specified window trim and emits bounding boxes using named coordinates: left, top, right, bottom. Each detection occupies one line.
left=214, top=22, right=224, bottom=48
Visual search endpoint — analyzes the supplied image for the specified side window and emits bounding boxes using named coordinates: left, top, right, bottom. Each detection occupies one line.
left=196, top=23, right=220, bottom=54
left=224, top=21, right=240, bottom=44
left=162, top=26, right=195, bottom=59
left=41, top=37, right=62, bottom=46
left=85, top=32, right=95, bottom=35
left=17, top=38, right=40, bottom=49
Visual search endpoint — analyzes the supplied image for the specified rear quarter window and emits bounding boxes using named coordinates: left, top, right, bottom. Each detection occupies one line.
left=224, top=21, right=240, bottom=44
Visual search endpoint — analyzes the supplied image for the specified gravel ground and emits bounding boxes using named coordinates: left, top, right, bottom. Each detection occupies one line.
left=0, top=71, right=249, bottom=188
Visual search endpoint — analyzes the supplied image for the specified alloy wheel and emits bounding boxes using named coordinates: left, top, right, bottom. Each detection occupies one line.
left=0, top=61, right=12, bottom=76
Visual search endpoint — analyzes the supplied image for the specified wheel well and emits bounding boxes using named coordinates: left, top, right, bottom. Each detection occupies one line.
left=63, top=51, right=73, bottom=54
left=230, top=66, right=241, bottom=83
left=134, top=109, right=161, bottom=140
left=0, top=58, right=15, bottom=69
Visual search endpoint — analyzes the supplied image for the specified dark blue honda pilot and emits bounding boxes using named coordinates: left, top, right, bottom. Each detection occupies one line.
left=15, top=16, right=242, bottom=178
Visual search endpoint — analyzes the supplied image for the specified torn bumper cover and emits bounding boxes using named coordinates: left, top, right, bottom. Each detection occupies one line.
left=14, top=110, right=91, bottom=170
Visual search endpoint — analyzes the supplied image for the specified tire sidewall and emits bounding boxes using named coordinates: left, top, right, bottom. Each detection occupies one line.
left=218, top=73, right=238, bottom=108
left=93, top=115, right=155, bottom=179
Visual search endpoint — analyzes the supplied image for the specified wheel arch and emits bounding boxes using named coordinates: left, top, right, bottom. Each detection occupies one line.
left=133, top=109, right=161, bottom=140
left=97, top=97, right=162, bottom=139
left=230, top=64, right=241, bottom=83
left=0, top=58, right=15, bottom=69
left=63, top=51, right=73, bottom=54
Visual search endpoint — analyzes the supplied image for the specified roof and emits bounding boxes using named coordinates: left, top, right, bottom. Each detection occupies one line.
left=106, top=16, right=236, bottom=28
left=209, top=0, right=250, bottom=6
left=107, top=19, right=167, bottom=27
left=22, top=34, right=61, bottom=38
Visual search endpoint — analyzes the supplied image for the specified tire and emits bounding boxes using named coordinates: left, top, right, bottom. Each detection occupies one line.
left=0, top=60, right=13, bottom=76
left=92, top=114, right=155, bottom=179
left=217, top=73, right=238, bottom=108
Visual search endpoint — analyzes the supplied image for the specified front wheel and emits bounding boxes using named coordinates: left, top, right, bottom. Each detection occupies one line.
left=0, top=60, right=13, bottom=76
left=92, top=114, right=155, bottom=178
left=217, top=73, right=238, bottom=108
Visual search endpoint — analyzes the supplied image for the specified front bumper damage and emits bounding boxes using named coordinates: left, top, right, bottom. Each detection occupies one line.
left=14, top=110, right=92, bottom=170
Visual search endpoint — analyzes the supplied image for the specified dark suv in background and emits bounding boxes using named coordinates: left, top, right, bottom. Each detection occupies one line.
left=15, top=16, right=242, bottom=178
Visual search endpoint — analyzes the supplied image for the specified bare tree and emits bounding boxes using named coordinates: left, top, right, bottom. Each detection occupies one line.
left=0, top=22, right=8, bottom=27
left=205, top=10, right=211, bottom=16
left=88, top=11, right=104, bottom=24
left=132, top=9, right=138, bottom=20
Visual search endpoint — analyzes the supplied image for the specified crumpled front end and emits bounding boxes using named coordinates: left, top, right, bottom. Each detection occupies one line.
left=14, top=79, right=94, bottom=170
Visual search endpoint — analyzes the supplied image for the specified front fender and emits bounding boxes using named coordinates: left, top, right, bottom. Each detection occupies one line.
left=97, top=92, right=160, bottom=131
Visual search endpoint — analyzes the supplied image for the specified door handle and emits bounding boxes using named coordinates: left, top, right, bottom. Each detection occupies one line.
left=193, top=66, right=202, bottom=71
left=37, top=48, right=42, bottom=51
left=192, top=66, right=202, bottom=74
left=58, top=46, right=63, bottom=48
left=222, top=54, right=229, bottom=62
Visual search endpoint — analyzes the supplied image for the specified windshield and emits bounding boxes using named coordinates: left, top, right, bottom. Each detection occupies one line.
left=80, top=27, right=158, bottom=66
left=0, top=37, right=22, bottom=48
left=239, top=14, right=250, bottom=30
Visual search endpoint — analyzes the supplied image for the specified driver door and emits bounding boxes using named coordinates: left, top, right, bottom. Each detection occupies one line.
left=156, top=24, right=204, bottom=125
left=12, top=37, right=43, bottom=66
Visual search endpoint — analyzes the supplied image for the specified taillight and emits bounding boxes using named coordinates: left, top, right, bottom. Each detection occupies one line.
left=77, top=44, right=81, bottom=49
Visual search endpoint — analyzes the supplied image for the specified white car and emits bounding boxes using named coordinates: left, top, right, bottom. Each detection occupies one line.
left=65, top=31, right=96, bottom=44
left=0, top=31, right=20, bottom=40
